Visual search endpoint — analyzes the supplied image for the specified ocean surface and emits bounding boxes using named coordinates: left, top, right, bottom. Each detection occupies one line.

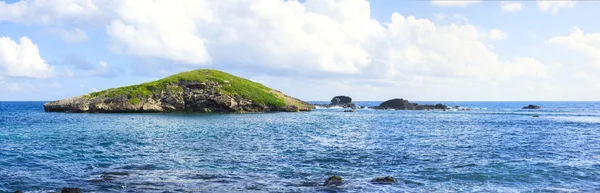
left=1, top=101, right=599, bottom=193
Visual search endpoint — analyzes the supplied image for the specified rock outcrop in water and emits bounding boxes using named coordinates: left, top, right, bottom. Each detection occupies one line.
left=372, top=98, right=448, bottom=110
left=61, top=188, right=82, bottom=193
left=370, top=176, right=395, bottom=184
left=314, top=96, right=356, bottom=109
left=44, top=69, right=313, bottom=113
left=323, top=175, right=343, bottom=186
left=522, top=104, right=541, bottom=109
left=331, top=96, right=352, bottom=105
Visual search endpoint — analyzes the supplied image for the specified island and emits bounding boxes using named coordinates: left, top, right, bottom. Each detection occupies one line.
left=372, top=98, right=448, bottom=110
left=43, top=69, right=314, bottom=113
left=522, top=104, right=541, bottom=109
left=314, top=96, right=357, bottom=109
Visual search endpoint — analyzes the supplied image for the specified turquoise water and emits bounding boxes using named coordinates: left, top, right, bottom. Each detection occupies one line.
left=1, top=101, right=599, bottom=192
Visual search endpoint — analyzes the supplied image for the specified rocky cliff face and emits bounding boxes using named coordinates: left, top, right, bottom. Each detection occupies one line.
left=44, top=70, right=313, bottom=113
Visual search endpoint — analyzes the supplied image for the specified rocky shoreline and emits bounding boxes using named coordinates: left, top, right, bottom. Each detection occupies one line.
left=314, top=96, right=450, bottom=111
left=315, top=96, right=542, bottom=111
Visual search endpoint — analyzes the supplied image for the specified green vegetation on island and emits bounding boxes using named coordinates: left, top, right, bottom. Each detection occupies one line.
left=45, top=69, right=313, bottom=113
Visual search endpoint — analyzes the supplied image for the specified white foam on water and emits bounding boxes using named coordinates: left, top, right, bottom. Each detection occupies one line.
left=314, top=106, right=344, bottom=109
left=551, top=116, right=600, bottom=123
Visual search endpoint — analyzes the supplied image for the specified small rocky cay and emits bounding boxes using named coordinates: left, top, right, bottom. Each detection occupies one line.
left=315, top=95, right=357, bottom=109
left=44, top=69, right=314, bottom=113
left=522, top=104, right=541, bottom=109
left=373, top=98, right=448, bottom=110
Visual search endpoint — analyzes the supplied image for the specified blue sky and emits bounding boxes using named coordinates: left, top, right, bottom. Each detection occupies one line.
left=0, top=0, right=599, bottom=101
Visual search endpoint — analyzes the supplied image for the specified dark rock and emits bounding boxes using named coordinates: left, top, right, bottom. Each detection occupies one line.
left=373, top=98, right=448, bottom=110
left=61, top=188, right=82, bottom=193
left=331, top=96, right=352, bottom=105
left=14, top=191, right=23, bottom=193
left=323, top=175, right=343, bottom=186
left=343, top=109, right=355, bottom=112
left=371, top=176, right=395, bottom=184
left=313, top=96, right=356, bottom=109
left=523, top=104, right=541, bottom=109
left=434, top=104, right=447, bottom=109
left=375, top=98, right=418, bottom=110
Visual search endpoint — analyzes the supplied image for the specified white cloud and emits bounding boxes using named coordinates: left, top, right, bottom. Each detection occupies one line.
left=0, top=0, right=553, bottom=100
left=0, top=0, right=544, bottom=81
left=547, top=27, right=600, bottom=68
left=489, top=29, right=508, bottom=41
left=45, top=28, right=88, bottom=42
left=537, top=0, right=575, bottom=14
left=106, top=0, right=543, bottom=80
left=501, top=2, right=522, bottom=12
left=106, top=0, right=212, bottom=65
left=0, top=0, right=106, bottom=25
left=0, top=36, right=53, bottom=78
left=431, top=0, right=480, bottom=7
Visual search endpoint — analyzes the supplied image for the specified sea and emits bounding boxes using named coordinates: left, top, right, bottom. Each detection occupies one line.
left=0, top=101, right=599, bottom=193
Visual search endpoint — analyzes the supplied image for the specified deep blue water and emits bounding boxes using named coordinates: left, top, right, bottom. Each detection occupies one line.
left=1, top=101, right=599, bottom=193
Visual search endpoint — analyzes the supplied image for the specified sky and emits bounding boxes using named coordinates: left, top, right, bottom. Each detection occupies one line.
left=0, top=0, right=599, bottom=101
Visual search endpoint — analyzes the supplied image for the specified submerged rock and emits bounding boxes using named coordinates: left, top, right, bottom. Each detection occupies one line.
left=523, top=104, right=541, bottom=109
left=343, top=109, right=355, bottom=112
left=44, top=69, right=313, bottom=113
left=61, top=188, right=82, bottom=193
left=371, top=176, right=395, bottom=184
left=323, top=175, right=343, bottom=186
left=14, top=191, right=23, bottom=193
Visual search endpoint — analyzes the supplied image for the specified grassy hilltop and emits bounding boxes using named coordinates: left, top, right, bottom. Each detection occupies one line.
left=45, top=69, right=312, bottom=113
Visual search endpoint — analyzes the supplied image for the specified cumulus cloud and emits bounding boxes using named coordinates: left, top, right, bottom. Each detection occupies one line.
left=501, top=2, right=522, bottom=12
left=0, top=0, right=107, bottom=25
left=0, top=36, right=53, bottom=78
left=45, top=27, right=88, bottom=42
left=0, top=0, right=547, bottom=85
left=431, top=0, right=480, bottom=7
left=106, top=0, right=212, bottom=65
left=537, top=0, right=575, bottom=14
left=547, top=27, right=600, bottom=67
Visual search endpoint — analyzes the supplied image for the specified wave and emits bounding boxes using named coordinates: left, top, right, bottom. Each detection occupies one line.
left=314, top=106, right=345, bottom=109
